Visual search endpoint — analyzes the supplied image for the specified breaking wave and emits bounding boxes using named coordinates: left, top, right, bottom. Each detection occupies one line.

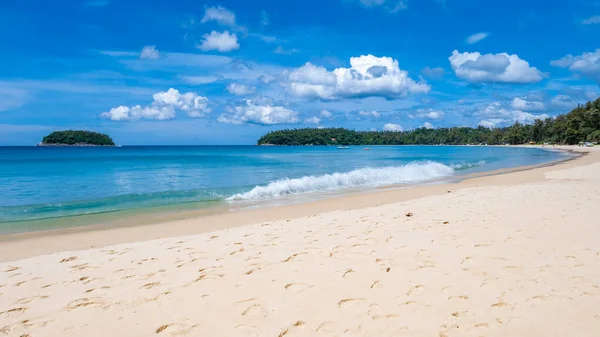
left=227, top=161, right=455, bottom=201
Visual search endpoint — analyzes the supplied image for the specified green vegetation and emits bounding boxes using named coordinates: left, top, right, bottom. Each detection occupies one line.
left=41, top=130, right=115, bottom=146
left=258, top=97, right=600, bottom=146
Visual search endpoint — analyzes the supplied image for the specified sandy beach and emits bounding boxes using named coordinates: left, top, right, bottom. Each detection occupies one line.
left=1, top=146, right=600, bottom=336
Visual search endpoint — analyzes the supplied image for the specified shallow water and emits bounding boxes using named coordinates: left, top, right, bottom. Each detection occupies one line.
left=0, top=145, right=571, bottom=233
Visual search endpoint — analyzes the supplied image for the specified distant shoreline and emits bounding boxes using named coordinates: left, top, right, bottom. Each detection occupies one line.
left=36, top=143, right=117, bottom=147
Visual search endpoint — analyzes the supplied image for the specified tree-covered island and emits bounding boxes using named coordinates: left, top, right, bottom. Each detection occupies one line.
left=258, top=97, right=600, bottom=146
left=39, top=130, right=116, bottom=146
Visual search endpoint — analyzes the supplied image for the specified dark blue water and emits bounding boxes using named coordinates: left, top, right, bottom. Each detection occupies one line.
left=0, top=146, right=570, bottom=225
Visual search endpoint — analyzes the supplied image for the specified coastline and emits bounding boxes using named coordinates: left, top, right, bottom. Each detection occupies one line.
left=0, top=145, right=591, bottom=261
left=2, top=145, right=599, bottom=336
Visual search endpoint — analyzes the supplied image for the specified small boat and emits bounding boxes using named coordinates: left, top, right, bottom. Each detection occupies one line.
left=337, top=146, right=350, bottom=149
left=363, top=147, right=372, bottom=150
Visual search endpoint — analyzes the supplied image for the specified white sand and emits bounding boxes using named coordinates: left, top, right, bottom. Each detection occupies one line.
left=1, top=146, right=600, bottom=336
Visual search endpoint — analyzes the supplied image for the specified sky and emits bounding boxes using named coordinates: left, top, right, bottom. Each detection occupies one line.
left=1, top=0, right=599, bottom=145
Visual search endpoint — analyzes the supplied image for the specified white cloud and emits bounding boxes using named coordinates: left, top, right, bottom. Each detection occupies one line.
left=140, top=45, right=159, bottom=59
left=514, top=111, right=549, bottom=124
left=479, top=119, right=503, bottom=128
left=358, top=110, right=381, bottom=118
left=101, top=105, right=176, bottom=121
left=581, top=15, right=600, bottom=25
left=180, top=75, right=220, bottom=85
left=550, top=94, right=577, bottom=109
left=260, top=10, right=270, bottom=26
left=419, top=109, right=444, bottom=119
left=423, top=122, right=434, bottom=129
left=226, top=83, right=256, bottom=96
left=201, top=6, right=236, bottom=27
left=287, top=54, right=430, bottom=100
left=198, top=31, right=239, bottom=52
left=320, top=109, right=333, bottom=118
left=101, top=88, right=210, bottom=121
left=420, top=66, right=445, bottom=79
left=409, top=109, right=444, bottom=119
left=354, top=0, right=408, bottom=12
left=511, top=97, right=545, bottom=111
left=304, top=116, right=321, bottom=124
left=217, top=99, right=299, bottom=125
left=383, top=123, right=403, bottom=131
left=466, top=32, right=489, bottom=44
left=550, top=49, right=600, bottom=83
left=449, top=50, right=543, bottom=83
left=475, top=101, right=548, bottom=127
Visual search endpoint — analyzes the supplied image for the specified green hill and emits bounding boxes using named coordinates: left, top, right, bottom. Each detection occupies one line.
left=40, top=130, right=115, bottom=146
left=257, top=97, right=600, bottom=146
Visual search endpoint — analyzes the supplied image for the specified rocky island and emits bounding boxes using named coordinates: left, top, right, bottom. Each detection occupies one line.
left=38, top=130, right=116, bottom=146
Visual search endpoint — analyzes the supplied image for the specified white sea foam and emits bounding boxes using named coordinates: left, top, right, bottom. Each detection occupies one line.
left=451, top=160, right=486, bottom=170
left=227, top=161, right=455, bottom=201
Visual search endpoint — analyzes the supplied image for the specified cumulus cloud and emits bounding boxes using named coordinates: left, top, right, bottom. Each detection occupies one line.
left=304, top=116, right=321, bottom=124
left=287, top=54, right=430, bottom=100
left=466, top=32, right=489, bottom=44
left=100, top=88, right=210, bottom=121
left=581, top=15, right=600, bottom=25
left=423, top=122, right=434, bottom=129
left=358, top=110, right=381, bottom=118
left=354, top=0, right=408, bottom=12
left=201, top=6, right=236, bottom=27
left=420, top=66, right=445, bottom=79
left=226, top=83, right=256, bottom=96
left=198, top=31, right=239, bottom=52
left=409, top=109, right=444, bottom=119
left=550, top=94, right=578, bottom=109
left=449, top=50, right=543, bottom=83
left=511, top=97, right=545, bottom=111
left=383, top=123, right=403, bottom=131
left=217, top=99, right=299, bottom=125
left=550, top=49, right=600, bottom=83
left=479, top=119, right=504, bottom=128
left=475, top=101, right=548, bottom=128
left=320, top=109, right=333, bottom=118
left=140, top=45, right=159, bottom=59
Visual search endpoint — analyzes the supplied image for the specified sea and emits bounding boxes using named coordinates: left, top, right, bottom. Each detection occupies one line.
left=0, top=145, right=573, bottom=234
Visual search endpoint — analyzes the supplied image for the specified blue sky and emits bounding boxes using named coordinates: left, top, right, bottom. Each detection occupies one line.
left=1, top=0, right=599, bottom=145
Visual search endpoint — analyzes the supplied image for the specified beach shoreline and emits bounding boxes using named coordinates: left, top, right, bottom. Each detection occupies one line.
left=1, top=145, right=599, bottom=336
left=0, top=145, right=590, bottom=261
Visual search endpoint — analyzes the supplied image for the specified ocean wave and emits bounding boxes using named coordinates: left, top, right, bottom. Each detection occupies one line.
left=451, top=160, right=486, bottom=170
left=226, top=161, right=454, bottom=201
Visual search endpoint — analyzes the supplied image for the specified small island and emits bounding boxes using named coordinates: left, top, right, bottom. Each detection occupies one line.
left=38, top=130, right=116, bottom=146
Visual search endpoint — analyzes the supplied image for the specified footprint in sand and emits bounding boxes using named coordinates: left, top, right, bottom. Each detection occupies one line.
left=284, top=283, right=314, bottom=294
left=241, top=304, right=269, bottom=318
left=337, top=298, right=365, bottom=308
left=407, top=285, right=424, bottom=296
left=155, top=320, right=197, bottom=335
left=0, top=307, right=27, bottom=316
left=448, top=295, right=470, bottom=300
left=66, top=297, right=107, bottom=310
left=15, top=295, right=49, bottom=304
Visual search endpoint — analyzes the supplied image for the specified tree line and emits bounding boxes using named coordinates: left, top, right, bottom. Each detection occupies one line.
left=41, top=130, right=115, bottom=146
left=257, top=97, right=600, bottom=146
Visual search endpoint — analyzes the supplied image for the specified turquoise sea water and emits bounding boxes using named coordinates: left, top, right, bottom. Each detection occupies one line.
left=0, top=146, right=571, bottom=233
